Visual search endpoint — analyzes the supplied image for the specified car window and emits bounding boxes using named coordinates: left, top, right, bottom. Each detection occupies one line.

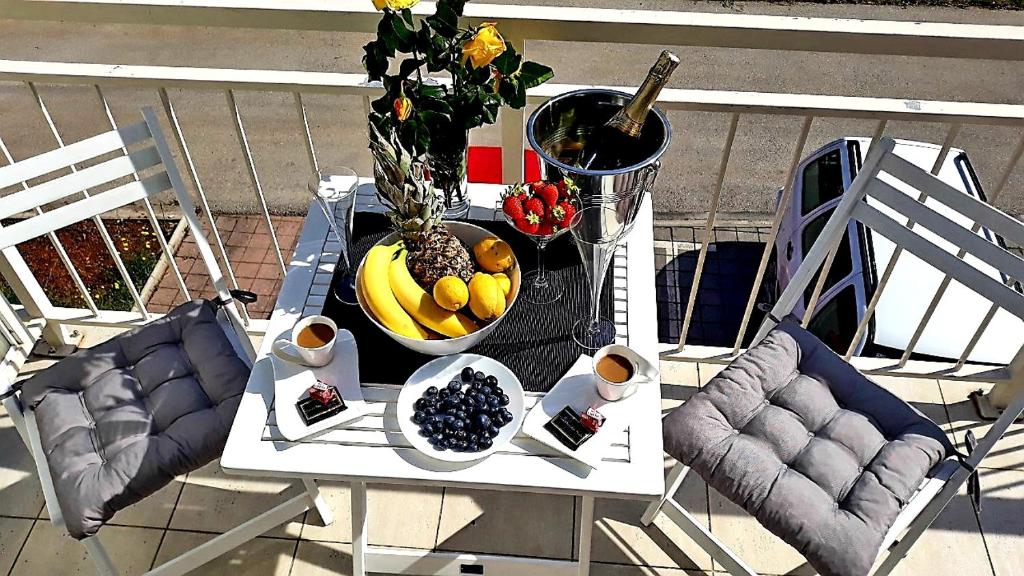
left=808, top=284, right=858, bottom=354
left=801, top=149, right=845, bottom=215
left=801, top=208, right=853, bottom=304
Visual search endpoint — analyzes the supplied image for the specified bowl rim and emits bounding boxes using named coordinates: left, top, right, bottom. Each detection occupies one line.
left=354, top=221, right=521, bottom=343
left=396, top=353, right=525, bottom=462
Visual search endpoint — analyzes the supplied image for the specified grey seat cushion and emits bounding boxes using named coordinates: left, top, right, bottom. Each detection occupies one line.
left=663, top=321, right=953, bottom=576
left=21, top=300, right=250, bottom=540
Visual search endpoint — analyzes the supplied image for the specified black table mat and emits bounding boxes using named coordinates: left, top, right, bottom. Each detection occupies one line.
left=321, top=213, right=616, bottom=393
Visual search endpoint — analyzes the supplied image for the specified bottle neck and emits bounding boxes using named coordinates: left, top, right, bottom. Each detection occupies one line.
left=607, top=52, right=678, bottom=138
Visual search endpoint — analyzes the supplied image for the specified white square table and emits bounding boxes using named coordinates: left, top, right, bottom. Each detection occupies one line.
left=222, top=180, right=665, bottom=576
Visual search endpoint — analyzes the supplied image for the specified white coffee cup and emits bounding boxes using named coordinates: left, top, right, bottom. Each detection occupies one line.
left=592, top=344, right=658, bottom=401
left=272, top=315, right=337, bottom=367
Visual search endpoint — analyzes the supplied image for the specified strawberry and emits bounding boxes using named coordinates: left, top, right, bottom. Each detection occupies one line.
left=516, top=212, right=541, bottom=234
left=502, top=194, right=525, bottom=221
left=523, top=196, right=546, bottom=219
left=534, top=182, right=559, bottom=207
left=550, top=201, right=577, bottom=229
left=537, top=221, right=555, bottom=236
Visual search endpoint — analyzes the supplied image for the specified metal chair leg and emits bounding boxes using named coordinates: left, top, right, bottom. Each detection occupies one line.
left=82, top=536, right=118, bottom=576
left=642, top=461, right=689, bottom=526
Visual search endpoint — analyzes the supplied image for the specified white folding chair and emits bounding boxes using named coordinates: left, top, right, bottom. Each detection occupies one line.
left=644, top=137, right=1024, bottom=576
left=0, top=108, right=332, bottom=575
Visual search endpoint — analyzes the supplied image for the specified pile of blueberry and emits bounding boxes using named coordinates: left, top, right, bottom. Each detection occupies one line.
left=412, top=366, right=514, bottom=453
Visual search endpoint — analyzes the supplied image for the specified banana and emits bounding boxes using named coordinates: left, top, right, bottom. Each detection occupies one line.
left=389, top=250, right=479, bottom=338
left=361, top=243, right=430, bottom=340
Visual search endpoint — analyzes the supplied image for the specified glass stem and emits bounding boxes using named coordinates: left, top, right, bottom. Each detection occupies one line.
left=534, top=241, right=547, bottom=287
left=590, top=257, right=605, bottom=333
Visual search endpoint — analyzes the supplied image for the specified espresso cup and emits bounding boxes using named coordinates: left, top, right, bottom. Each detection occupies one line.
left=272, top=315, right=337, bottom=367
left=592, top=344, right=658, bottom=401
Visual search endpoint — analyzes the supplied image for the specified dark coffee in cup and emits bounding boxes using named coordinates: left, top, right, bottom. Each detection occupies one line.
left=296, top=322, right=335, bottom=349
left=595, top=353, right=634, bottom=383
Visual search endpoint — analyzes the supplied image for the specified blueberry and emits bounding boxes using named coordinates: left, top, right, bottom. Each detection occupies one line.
left=479, top=436, right=493, bottom=449
left=473, top=413, right=492, bottom=430
left=461, top=367, right=475, bottom=381
left=462, top=396, right=476, bottom=409
left=447, top=380, right=461, bottom=393
left=455, top=410, right=466, bottom=419
left=413, top=411, right=426, bottom=424
left=414, top=398, right=426, bottom=411
left=488, top=425, right=501, bottom=438
left=456, top=440, right=469, bottom=451
left=424, top=407, right=436, bottom=416
left=474, top=370, right=486, bottom=382
left=439, top=388, right=450, bottom=399
left=429, top=432, right=444, bottom=444
left=493, top=386, right=504, bottom=396
left=419, top=426, right=432, bottom=437
left=487, top=396, right=500, bottom=409
left=480, top=386, right=492, bottom=396
left=499, top=394, right=510, bottom=406
left=454, top=391, right=464, bottom=401
left=484, top=375, right=498, bottom=386
left=434, top=440, right=448, bottom=450
left=474, top=393, right=487, bottom=405
left=501, top=408, right=513, bottom=420
left=468, top=433, right=480, bottom=444
left=467, top=442, right=479, bottom=452
left=425, top=385, right=438, bottom=396
left=453, top=419, right=465, bottom=430
left=455, top=429, right=467, bottom=440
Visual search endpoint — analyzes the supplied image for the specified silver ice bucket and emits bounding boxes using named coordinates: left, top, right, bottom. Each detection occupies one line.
left=527, top=88, right=671, bottom=233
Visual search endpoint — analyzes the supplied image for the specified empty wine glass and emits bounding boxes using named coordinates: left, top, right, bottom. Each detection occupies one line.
left=570, top=206, right=627, bottom=350
left=308, top=167, right=359, bottom=305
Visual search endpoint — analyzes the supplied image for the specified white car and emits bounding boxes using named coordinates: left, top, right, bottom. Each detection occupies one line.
left=773, top=137, right=1024, bottom=363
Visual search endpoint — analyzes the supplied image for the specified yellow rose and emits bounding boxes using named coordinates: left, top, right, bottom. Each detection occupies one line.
left=372, top=0, right=419, bottom=11
left=462, top=22, right=506, bottom=69
left=393, top=95, right=413, bottom=121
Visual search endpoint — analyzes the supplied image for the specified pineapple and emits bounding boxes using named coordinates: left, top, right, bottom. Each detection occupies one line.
left=369, top=124, right=475, bottom=290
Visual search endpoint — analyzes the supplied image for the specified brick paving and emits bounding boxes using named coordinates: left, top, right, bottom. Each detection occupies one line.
left=148, top=214, right=305, bottom=319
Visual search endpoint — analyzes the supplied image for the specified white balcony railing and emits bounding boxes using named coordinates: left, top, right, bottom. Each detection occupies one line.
left=1, top=0, right=1023, bottom=385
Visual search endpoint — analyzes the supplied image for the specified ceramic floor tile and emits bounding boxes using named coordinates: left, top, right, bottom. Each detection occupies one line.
left=39, top=475, right=186, bottom=529
left=939, top=379, right=1024, bottom=471
left=298, top=482, right=443, bottom=549
left=436, top=489, right=574, bottom=560
left=153, top=530, right=296, bottom=575
left=11, top=521, right=162, bottom=576
left=659, top=361, right=699, bottom=388
left=696, top=364, right=726, bottom=387
left=290, top=540, right=353, bottom=576
left=168, top=461, right=304, bottom=537
left=0, top=516, right=33, bottom=575
left=707, top=488, right=808, bottom=575
left=0, top=411, right=45, bottom=518
left=589, top=467, right=713, bottom=572
left=974, top=468, right=1024, bottom=576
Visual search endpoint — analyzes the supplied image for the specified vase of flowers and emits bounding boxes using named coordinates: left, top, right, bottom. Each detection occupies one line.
left=364, top=0, right=553, bottom=218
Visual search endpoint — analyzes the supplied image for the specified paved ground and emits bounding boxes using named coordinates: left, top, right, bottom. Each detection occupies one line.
left=0, top=1, right=1023, bottom=220
left=2, top=344, right=1022, bottom=575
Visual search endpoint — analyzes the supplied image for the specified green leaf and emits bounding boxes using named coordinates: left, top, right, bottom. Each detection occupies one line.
left=398, top=58, right=425, bottom=80
left=518, top=61, right=554, bottom=89
left=425, top=3, right=458, bottom=36
left=491, top=44, right=522, bottom=76
left=362, top=42, right=389, bottom=80
left=377, top=16, right=399, bottom=53
left=417, top=83, right=446, bottom=99
left=400, top=7, right=414, bottom=26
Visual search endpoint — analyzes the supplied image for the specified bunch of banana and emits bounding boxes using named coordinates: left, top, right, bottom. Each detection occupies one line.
left=358, top=242, right=480, bottom=339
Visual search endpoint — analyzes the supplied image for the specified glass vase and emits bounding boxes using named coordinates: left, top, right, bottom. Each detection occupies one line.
left=428, top=130, right=471, bottom=220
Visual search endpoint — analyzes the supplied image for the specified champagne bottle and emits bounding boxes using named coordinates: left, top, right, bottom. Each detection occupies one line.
left=579, top=50, right=680, bottom=171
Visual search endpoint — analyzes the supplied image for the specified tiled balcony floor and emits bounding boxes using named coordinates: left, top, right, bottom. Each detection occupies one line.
left=2, top=349, right=1022, bottom=576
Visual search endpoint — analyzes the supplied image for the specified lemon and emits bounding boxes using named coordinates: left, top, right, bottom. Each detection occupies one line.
left=492, top=273, right=511, bottom=298
left=432, top=276, right=469, bottom=312
left=468, top=272, right=505, bottom=321
left=473, top=237, right=514, bottom=273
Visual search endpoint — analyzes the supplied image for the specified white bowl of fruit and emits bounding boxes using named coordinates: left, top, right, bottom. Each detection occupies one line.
left=355, top=220, right=520, bottom=356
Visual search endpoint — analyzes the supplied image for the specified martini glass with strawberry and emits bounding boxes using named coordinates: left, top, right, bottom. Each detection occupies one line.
left=501, top=179, right=578, bottom=304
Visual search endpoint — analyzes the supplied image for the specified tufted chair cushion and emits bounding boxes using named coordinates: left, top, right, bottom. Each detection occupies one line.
left=662, top=321, right=954, bottom=576
left=21, top=300, right=251, bottom=539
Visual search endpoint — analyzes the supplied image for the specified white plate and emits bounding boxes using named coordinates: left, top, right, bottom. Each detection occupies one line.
left=522, top=354, right=651, bottom=469
left=271, top=329, right=369, bottom=441
left=397, top=354, right=525, bottom=463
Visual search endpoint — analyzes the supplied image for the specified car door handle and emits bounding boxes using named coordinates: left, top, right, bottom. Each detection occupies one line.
left=786, top=241, right=794, bottom=260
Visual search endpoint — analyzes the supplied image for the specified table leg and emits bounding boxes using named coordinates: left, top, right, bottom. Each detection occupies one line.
left=577, top=495, right=595, bottom=576
left=303, top=478, right=334, bottom=526
left=352, top=481, right=368, bottom=576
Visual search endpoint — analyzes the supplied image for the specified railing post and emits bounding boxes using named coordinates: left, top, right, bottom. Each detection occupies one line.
left=500, top=34, right=526, bottom=184
left=0, top=247, right=73, bottom=346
